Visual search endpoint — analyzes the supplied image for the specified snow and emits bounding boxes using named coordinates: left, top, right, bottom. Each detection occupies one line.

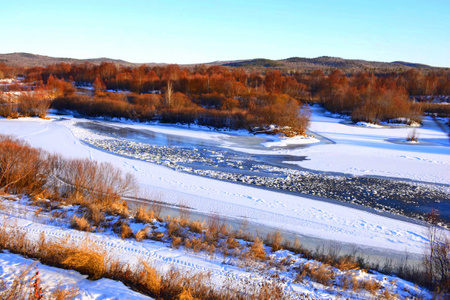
left=261, top=135, right=320, bottom=147
left=0, top=252, right=154, bottom=299
left=0, top=112, right=446, bottom=259
left=355, top=121, right=384, bottom=128
left=0, top=197, right=433, bottom=299
left=282, top=106, right=450, bottom=184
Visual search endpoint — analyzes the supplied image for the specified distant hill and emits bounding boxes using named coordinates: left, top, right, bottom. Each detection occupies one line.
left=0, top=52, right=444, bottom=72
left=277, top=56, right=438, bottom=71
left=222, top=58, right=281, bottom=68
left=0, top=52, right=140, bottom=67
left=211, top=56, right=442, bottom=72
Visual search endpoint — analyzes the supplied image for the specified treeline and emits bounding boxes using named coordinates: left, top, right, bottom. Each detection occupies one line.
left=18, top=63, right=450, bottom=97
left=316, top=70, right=424, bottom=124
left=0, top=62, right=23, bottom=79
left=2, top=62, right=450, bottom=128
left=0, top=76, right=74, bottom=118
left=52, top=91, right=309, bottom=136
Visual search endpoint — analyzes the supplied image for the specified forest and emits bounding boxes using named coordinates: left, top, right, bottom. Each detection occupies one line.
left=1, top=62, right=450, bottom=133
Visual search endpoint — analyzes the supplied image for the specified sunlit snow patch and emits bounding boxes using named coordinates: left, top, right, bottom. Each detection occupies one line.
left=261, top=135, right=320, bottom=147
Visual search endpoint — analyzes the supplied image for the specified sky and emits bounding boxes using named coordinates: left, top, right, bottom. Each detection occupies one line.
left=1, top=0, right=449, bottom=67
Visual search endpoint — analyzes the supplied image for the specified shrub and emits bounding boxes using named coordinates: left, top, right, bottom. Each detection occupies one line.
left=135, top=207, right=154, bottom=224
left=58, top=158, right=136, bottom=215
left=0, top=101, right=19, bottom=118
left=120, top=222, right=133, bottom=239
left=17, top=94, right=50, bottom=118
left=249, top=237, right=266, bottom=260
left=70, top=215, right=92, bottom=232
left=424, top=214, right=450, bottom=293
left=60, top=244, right=106, bottom=280
left=297, top=262, right=336, bottom=287
left=359, top=278, right=381, bottom=294
left=0, top=135, right=50, bottom=195
left=406, top=129, right=419, bottom=142
left=136, top=226, right=150, bottom=242
left=268, top=231, right=283, bottom=252
left=189, top=221, right=203, bottom=234
left=171, top=236, right=182, bottom=249
left=136, top=261, right=162, bottom=296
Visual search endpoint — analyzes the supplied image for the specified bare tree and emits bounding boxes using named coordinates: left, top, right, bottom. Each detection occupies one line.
left=164, top=81, right=173, bottom=108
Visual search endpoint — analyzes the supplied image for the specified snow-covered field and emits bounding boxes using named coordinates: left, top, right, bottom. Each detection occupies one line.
left=287, top=106, right=450, bottom=184
left=0, top=106, right=448, bottom=298
left=0, top=196, right=433, bottom=299
left=0, top=252, right=154, bottom=300
left=0, top=108, right=448, bottom=258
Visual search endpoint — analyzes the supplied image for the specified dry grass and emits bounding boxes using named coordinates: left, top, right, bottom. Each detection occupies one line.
left=267, top=231, right=283, bottom=252
left=50, top=284, right=79, bottom=300
left=0, top=261, right=42, bottom=300
left=335, top=256, right=360, bottom=271
left=171, top=236, right=182, bottom=249
left=61, top=246, right=106, bottom=280
left=120, top=222, right=133, bottom=239
left=359, top=278, right=382, bottom=295
left=297, top=262, right=336, bottom=287
left=0, top=261, right=79, bottom=300
left=0, top=219, right=395, bottom=300
left=177, top=288, right=199, bottom=300
left=135, top=207, right=154, bottom=224
left=37, top=238, right=107, bottom=280
left=249, top=237, right=266, bottom=260
left=188, top=220, right=203, bottom=234
left=70, top=215, right=92, bottom=232
left=135, top=226, right=150, bottom=242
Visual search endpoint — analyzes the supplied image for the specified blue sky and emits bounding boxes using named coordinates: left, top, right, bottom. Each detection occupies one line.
left=1, top=0, right=449, bottom=67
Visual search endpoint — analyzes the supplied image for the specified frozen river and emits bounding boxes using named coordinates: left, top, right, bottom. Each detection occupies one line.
left=76, top=119, right=450, bottom=225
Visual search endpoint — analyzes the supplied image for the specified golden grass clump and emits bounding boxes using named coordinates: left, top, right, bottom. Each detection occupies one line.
left=249, top=237, right=266, bottom=260
left=359, top=278, right=382, bottom=295
left=167, top=219, right=182, bottom=238
left=70, top=215, right=92, bottom=232
left=297, top=262, right=336, bottom=287
left=120, top=222, right=133, bottom=239
left=136, top=226, right=150, bottom=242
left=50, top=284, right=79, bottom=300
left=188, top=220, right=203, bottom=234
left=226, top=237, right=241, bottom=249
left=171, top=236, right=182, bottom=249
left=59, top=241, right=107, bottom=280
left=336, top=256, right=360, bottom=271
left=135, top=207, right=154, bottom=224
left=177, top=288, right=199, bottom=300
left=268, top=231, right=283, bottom=252
left=85, top=203, right=105, bottom=226
left=137, top=261, right=162, bottom=296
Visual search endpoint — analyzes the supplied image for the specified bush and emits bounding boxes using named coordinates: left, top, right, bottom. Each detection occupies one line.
left=59, top=158, right=136, bottom=215
left=249, top=237, right=266, bottom=260
left=135, top=207, right=154, bottom=224
left=60, top=242, right=106, bottom=280
left=136, top=226, right=150, bottom=242
left=350, top=88, right=422, bottom=124
left=406, top=129, right=419, bottom=142
left=268, top=231, right=283, bottom=252
left=0, top=135, right=50, bottom=195
left=70, top=215, right=92, bottom=232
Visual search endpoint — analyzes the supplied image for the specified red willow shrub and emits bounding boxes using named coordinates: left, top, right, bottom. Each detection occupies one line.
left=0, top=135, right=50, bottom=195
left=0, top=135, right=137, bottom=214
left=6, top=62, right=448, bottom=130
